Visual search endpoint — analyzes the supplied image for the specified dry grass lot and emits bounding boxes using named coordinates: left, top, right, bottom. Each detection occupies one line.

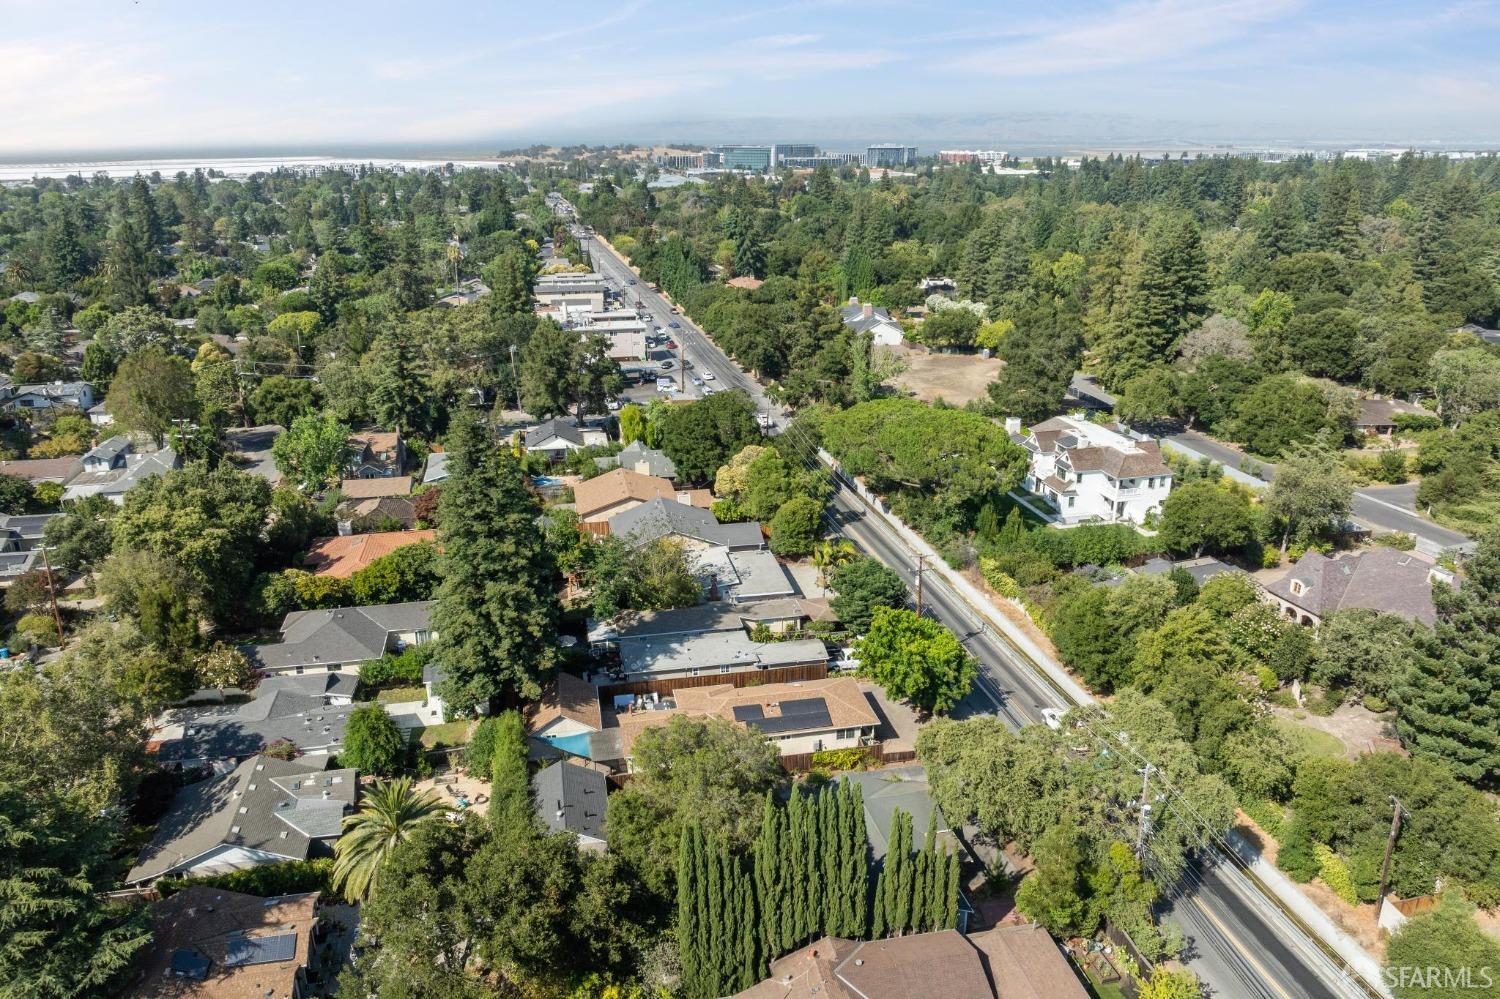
left=886, top=345, right=1003, bottom=407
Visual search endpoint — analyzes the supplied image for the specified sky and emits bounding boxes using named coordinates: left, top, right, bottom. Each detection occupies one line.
left=3, top=0, right=1500, bottom=157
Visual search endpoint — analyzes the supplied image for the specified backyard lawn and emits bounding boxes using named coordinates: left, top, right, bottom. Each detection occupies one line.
left=418, top=720, right=473, bottom=749
left=374, top=685, right=427, bottom=704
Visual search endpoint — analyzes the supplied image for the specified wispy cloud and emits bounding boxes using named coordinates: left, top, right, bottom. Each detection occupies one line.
left=951, top=0, right=1302, bottom=76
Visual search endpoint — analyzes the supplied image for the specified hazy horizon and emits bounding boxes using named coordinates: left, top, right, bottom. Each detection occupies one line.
left=5, top=0, right=1500, bottom=158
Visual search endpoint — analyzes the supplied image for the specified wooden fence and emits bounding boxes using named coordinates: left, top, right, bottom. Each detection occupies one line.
left=777, top=743, right=916, bottom=774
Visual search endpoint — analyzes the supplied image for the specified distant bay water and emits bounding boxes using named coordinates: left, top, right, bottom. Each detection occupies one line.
left=0, top=154, right=508, bottom=184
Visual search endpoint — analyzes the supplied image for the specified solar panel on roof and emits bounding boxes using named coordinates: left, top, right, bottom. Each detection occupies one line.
left=223, top=932, right=297, bottom=967
left=776, top=697, right=827, bottom=717
left=731, top=704, right=764, bottom=723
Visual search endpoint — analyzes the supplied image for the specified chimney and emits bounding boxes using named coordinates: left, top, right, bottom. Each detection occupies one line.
left=1004, top=416, right=1021, bottom=435
left=861, top=303, right=874, bottom=319
left=848, top=296, right=859, bottom=306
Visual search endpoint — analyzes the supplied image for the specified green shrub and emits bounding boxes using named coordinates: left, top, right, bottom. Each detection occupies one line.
left=810, top=746, right=875, bottom=771
left=464, top=716, right=499, bottom=775
left=979, top=558, right=1021, bottom=599
left=1259, top=546, right=1283, bottom=569
left=359, top=645, right=432, bottom=689
left=157, top=858, right=333, bottom=898
left=1361, top=694, right=1389, bottom=713
left=1027, top=523, right=1157, bottom=569
left=1255, top=665, right=1279, bottom=692
left=1371, top=532, right=1416, bottom=551
left=1277, top=816, right=1320, bottom=881
left=1392, top=413, right=1441, bottom=433
left=1240, top=797, right=1285, bottom=838
left=1315, top=844, right=1358, bottom=905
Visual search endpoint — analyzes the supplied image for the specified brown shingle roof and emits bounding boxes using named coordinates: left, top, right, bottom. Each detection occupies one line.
left=1265, top=546, right=1445, bottom=625
left=1063, top=440, right=1169, bottom=478
left=573, top=468, right=676, bottom=520
left=966, top=924, right=1090, bottom=999
left=338, top=475, right=413, bottom=499
left=0, top=455, right=82, bottom=482
left=304, top=529, right=436, bottom=578
left=529, top=671, right=604, bottom=733
left=123, top=887, right=317, bottom=999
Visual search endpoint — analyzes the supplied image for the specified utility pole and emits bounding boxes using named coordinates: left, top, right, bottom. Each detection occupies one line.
left=39, top=543, right=65, bottom=650
left=914, top=554, right=929, bottom=615
left=1135, top=764, right=1156, bottom=858
left=508, top=343, right=521, bottom=412
left=1377, top=796, right=1405, bottom=905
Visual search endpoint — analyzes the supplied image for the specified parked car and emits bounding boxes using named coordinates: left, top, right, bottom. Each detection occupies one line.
left=756, top=413, right=772, bottom=428
left=691, top=376, right=703, bottom=386
left=664, top=340, right=678, bottom=350
left=1041, top=707, right=1065, bottom=730
left=659, top=359, right=674, bottom=370
left=702, top=385, right=717, bottom=395
left=607, top=399, right=621, bottom=411
left=656, top=377, right=675, bottom=392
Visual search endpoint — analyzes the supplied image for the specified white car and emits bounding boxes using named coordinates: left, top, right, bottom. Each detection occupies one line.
left=756, top=413, right=772, bottom=428
left=702, top=371, right=717, bottom=381
left=701, top=385, right=717, bottom=395
left=691, top=376, right=703, bottom=387
left=606, top=399, right=621, bottom=412
left=1040, top=707, right=1065, bottom=731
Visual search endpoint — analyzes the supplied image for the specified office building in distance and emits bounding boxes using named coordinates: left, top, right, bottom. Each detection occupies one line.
left=718, top=145, right=773, bottom=171
left=866, top=144, right=918, bottom=168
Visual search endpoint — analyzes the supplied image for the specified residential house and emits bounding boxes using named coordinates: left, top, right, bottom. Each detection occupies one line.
left=61, top=436, right=179, bottom=505
left=4, top=380, right=95, bottom=412
left=303, top=528, right=436, bottom=578
left=121, top=887, right=320, bottom=999
left=734, top=924, right=1089, bottom=999
left=613, top=676, right=879, bottom=766
left=1136, top=555, right=1242, bottom=586
left=1355, top=398, right=1428, bottom=438
left=241, top=600, right=434, bottom=676
left=86, top=402, right=113, bottom=427
left=435, top=278, right=491, bottom=308
left=152, top=674, right=357, bottom=768
left=1015, top=416, right=1172, bottom=526
left=0, top=455, right=82, bottom=485
left=526, top=671, right=608, bottom=757
left=594, top=440, right=678, bottom=480
left=608, top=496, right=764, bottom=550
left=337, top=475, right=413, bottom=499
left=589, top=597, right=831, bottom=688
left=533, top=760, right=608, bottom=850
left=1263, top=547, right=1453, bottom=627
left=573, top=468, right=710, bottom=524
left=523, top=417, right=610, bottom=463
left=126, top=754, right=357, bottom=885
left=345, top=430, right=405, bottom=478
left=336, top=494, right=420, bottom=532
left=0, top=512, right=59, bottom=587
left=840, top=297, right=904, bottom=347
left=839, top=766, right=954, bottom=861
left=224, top=424, right=284, bottom=486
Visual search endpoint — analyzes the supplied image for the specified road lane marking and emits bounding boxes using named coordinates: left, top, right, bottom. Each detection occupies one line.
left=1190, top=895, right=1294, bottom=999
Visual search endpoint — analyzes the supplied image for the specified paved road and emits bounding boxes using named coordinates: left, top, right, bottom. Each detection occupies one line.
left=1164, top=429, right=1472, bottom=552
left=558, top=196, right=1363, bottom=999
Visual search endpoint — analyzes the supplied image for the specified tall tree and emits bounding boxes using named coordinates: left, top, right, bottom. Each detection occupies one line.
left=1394, top=531, right=1500, bottom=787
left=104, top=345, right=197, bottom=447
left=0, top=784, right=151, bottom=996
left=431, top=421, right=559, bottom=711
left=856, top=607, right=978, bottom=715
left=366, top=331, right=435, bottom=437
left=331, top=777, right=450, bottom=902
left=1263, top=436, right=1354, bottom=555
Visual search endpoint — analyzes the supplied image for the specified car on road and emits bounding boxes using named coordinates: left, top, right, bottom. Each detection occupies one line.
left=691, top=376, right=703, bottom=386
left=659, top=359, right=674, bottom=370
left=668, top=320, right=681, bottom=328
left=663, top=340, right=677, bottom=350
left=702, top=385, right=717, bottom=395
left=655, top=377, right=675, bottom=392
left=756, top=413, right=772, bottom=428
left=607, top=399, right=621, bottom=411
left=702, top=371, right=716, bottom=381
left=627, top=278, right=637, bottom=285
left=1041, top=708, right=1065, bottom=730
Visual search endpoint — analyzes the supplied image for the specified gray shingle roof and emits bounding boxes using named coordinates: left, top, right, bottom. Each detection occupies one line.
left=533, top=760, right=608, bottom=843
left=1265, top=547, right=1445, bottom=625
left=244, top=601, right=432, bottom=672
left=154, top=680, right=356, bottom=765
left=609, top=497, right=764, bottom=550
left=127, top=755, right=357, bottom=883
left=524, top=417, right=585, bottom=448
left=595, top=441, right=677, bottom=479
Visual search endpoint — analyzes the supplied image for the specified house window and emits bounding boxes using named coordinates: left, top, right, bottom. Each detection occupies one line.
left=719, top=664, right=731, bottom=674
left=1067, top=496, right=1075, bottom=509
left=1290, top=580, right=1304, bottom=596
left=690, top=667, right=701, bottom=676
left=412, top=630, right=431, bottom=645
left=835, top=728, right=856, bottom=740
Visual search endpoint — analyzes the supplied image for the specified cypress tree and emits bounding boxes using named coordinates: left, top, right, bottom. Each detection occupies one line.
left=920, top=811, right=941, bottom=930
left=753, top=792, right=783, bottom=955
left=738, top=863, right=761, bottom=990
left=871, top=866, right=889, bottom=938
left=678, top=825, right=702, bottom=997
left=943, top=847, right=961, bottom=929
left=846, top=781, right=869, bottom=936
left=707, top=844, right=727, bottom=993
left=891, top=811, right=913, bottom=935
left=778, top=792, right=799, bottom=954
left=913, top=850, right=931, bottom=934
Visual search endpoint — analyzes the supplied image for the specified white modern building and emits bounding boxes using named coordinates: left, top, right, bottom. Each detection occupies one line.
left=1014, top=416, right=1172, bottom=526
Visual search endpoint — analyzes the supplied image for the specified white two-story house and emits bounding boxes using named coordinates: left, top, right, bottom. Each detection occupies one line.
left=1014, top=416, right=1172, bottom=526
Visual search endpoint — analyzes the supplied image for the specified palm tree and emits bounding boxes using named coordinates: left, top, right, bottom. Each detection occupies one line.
left=813, top=539, right=858, bottom=588
left=332, top=777, right=450, bottom=902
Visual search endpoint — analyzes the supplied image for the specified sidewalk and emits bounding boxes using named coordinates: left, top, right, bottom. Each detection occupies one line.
left=822, top=447, right=1390, bottom=997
